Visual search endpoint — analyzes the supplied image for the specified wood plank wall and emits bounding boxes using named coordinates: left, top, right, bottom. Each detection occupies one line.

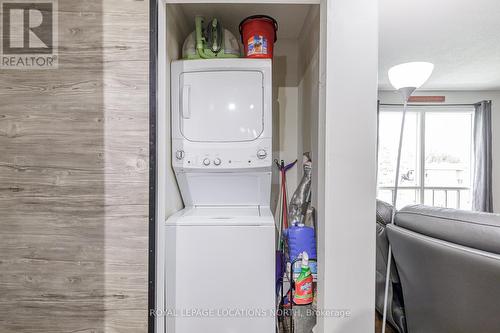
left=0, top=0, right=150, bottom=332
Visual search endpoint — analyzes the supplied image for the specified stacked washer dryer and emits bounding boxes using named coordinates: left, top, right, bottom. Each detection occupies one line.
left=165, top=59, right=275, bottom=332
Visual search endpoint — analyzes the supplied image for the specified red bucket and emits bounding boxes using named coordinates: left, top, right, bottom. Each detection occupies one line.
left=239, top=15, right=278, bottom=59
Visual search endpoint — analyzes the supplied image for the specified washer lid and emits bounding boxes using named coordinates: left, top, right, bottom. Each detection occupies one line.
left=184, top=206, right=261, bottom=217
left=167, top=206, right=274, bottom=226
left=179, top=70, right=264, bottom=142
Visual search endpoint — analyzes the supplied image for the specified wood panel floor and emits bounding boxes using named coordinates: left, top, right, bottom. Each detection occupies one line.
left=0, top=0, right=149, bottom=332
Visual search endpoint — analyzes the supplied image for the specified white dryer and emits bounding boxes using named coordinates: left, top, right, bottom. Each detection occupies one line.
left=166, top=59, right=275, bottom=333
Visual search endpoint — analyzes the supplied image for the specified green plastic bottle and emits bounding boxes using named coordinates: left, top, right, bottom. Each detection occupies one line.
left=293, top=252, right=314, bottom=305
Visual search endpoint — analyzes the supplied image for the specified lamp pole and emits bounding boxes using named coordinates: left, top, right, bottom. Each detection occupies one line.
left=381, top=86, right=415, bottom=333
left=380, top=62, right=433, bottom=333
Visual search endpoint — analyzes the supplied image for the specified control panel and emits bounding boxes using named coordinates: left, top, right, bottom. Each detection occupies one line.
left=172, top=139, right=272, bottom=170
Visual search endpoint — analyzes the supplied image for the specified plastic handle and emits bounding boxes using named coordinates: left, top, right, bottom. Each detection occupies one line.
left=181, top=85, right=191, bottom=119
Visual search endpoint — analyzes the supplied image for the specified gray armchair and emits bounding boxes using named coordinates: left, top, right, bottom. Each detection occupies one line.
left=387, top=205, right=500, bottom=333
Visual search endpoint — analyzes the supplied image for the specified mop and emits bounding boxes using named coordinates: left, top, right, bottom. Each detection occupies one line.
left=274, top=159, right=297, bottom=333
left=275, top=159, right=297, bottom=250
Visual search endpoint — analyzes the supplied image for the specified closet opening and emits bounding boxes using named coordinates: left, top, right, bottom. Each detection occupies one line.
left=154, top=2, right=323, bottom=332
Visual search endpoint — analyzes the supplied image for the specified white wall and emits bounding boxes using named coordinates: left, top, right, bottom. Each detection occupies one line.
left=272, top=12, right=321, bottom=203
left=317, top=0, right=378, bottom=332
left=164, top=4, right=188, bottom=216
left=277, top=87, right=300, bottom=190
left=298, top=5, right=320, bottom=206
left=272, top=6, right=322, bottom=203
left=273, top=38, right=301, bottom=198
left=378, top=90, right=500, bottom=213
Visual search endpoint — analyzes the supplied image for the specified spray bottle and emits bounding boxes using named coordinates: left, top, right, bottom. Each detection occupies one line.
left=293, top=252, right=314, bottom=305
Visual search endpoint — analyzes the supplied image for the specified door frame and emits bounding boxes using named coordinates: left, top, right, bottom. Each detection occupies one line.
left=150, top=1, right=323, bottom=332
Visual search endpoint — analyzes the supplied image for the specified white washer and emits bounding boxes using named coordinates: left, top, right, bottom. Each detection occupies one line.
left=166, top=59, right=275, bottom=333
left=165, top=207, right=275, bottom=332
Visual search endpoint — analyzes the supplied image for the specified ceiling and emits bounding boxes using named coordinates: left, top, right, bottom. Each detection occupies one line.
left=379, top=0, right=500, bottom=90
left=178, top=3, right=313, bottom=39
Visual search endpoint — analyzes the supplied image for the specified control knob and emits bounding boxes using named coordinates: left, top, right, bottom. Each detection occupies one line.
left=175, top=150, right=185, bottom=160
left=214, top=158, right=222, bottom=166
left=203, top=158, right=211, bottom=166
left=257, top=149, right=267, bottom=159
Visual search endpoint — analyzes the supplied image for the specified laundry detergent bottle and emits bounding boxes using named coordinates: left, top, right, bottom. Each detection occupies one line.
left=293, top=252, right=314, bottom=305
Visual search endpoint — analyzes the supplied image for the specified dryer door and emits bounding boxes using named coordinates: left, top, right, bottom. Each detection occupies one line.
left=179, top=70, right=264, bottom=142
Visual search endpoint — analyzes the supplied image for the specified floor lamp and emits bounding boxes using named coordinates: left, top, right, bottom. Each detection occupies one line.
left=381, top=62, right=434, bottom=333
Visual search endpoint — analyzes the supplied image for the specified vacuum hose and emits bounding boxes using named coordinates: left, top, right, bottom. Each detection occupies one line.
left=195, top=16, right=208, bottom=59
left=195, top=16, right=222, bottom=58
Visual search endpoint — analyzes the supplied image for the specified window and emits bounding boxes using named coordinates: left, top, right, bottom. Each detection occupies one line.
left=377, top=105, right=474, bottom=210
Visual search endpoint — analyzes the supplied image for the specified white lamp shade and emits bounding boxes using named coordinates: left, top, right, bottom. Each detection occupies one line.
left=388, top=62, right=434, bottom=90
